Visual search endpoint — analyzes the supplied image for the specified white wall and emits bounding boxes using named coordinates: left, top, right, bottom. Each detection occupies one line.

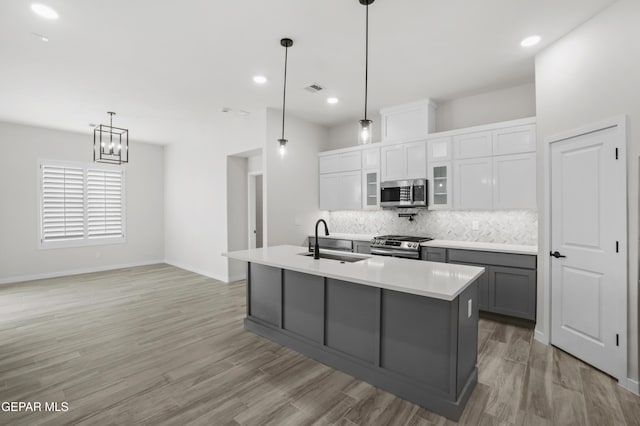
left=0, top=121, right=164, bottom=282
left=164, top=112, right=266, bottom=282
left=436, top=83, right=536, bottom=132
left=265, top=108, right=330, bottom=246
left=535, top=0, right=640, bottom=383
left=326, top=114, right=382, bottom=151
left=226, top=156, right=249, bottom=281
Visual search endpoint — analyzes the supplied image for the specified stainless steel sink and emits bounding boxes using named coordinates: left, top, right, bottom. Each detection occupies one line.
left=299, top=252, right=370, bottom=263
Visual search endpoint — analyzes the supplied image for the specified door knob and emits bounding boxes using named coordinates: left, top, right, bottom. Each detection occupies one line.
left=550, top=251, right=566, bottom=258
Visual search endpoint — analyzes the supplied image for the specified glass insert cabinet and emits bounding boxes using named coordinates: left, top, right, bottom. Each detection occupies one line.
left=428, top=162, right=452, bottom=210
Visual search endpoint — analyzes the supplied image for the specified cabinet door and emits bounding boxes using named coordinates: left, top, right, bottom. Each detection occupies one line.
left=320, top=171, right=362, bottom=211
left=488, top=266, right=536, bottom=320
left=428, top=161, right=452, bottom=210
left=493, top=153, right=536, bottom=209
left=453, top=131, right=493, bottom=159
left=339, top=151, right=362, bottom=172
left=450, top=261, right=489, bottom=311
left=319, top=173, right=340, bottom=210
left=454, top=158, right=493, bottom=210
left=421, top=247, right=447, bottom=263
left=382, top=106, right=430, bottom=143
left=362, top=169, right=380, bottom=210
left=319, top=154, right=342, bottom=174
left=339, top=171, right=363, bottom=210
left=492, top=125, right=536, bottom=156
left=353, top=241, right=372, bottom=254
left=380, top=145, right=405, bottom=182
left=405, top=141, right=427, bottom=179
left=362, top=147, right=380, bottom=169
left=427, top=136, right=452, bottom=161
left=319, top=151, right=362, bottom=174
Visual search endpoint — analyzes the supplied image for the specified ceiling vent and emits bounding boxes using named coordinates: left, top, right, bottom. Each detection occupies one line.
left=304, top=83, right=324, bottom=93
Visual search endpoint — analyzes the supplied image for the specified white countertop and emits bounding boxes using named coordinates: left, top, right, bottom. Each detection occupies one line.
left=421, top=240, right=538, bottom=255
left=224, top=245, right=484, bottom=301
left=309, top=233, right=374, bottom=242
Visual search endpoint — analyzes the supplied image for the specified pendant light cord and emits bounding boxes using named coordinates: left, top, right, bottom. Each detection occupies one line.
left=281, top=45, right=289, bottom=140
left=364, top=2, right=369, bottom=121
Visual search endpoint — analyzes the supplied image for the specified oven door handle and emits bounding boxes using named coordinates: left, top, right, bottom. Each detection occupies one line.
left=370, top=248, right=420, bottom=259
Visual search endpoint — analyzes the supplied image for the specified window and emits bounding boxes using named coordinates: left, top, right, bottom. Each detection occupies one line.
left=39, top=160, right=125, bottom=248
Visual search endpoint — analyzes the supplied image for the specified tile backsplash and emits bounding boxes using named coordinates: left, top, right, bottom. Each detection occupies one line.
left=327, top=209, right=538, bottom=246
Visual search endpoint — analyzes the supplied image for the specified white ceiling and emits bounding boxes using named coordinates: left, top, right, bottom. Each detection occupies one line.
left=0, top=0, right=615, bottom=144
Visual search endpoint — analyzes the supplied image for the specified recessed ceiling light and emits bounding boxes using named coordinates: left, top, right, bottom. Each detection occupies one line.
left=253, top=75, right=267, bottom=84
left=520, top=35, right=541, bottom=47
left=327, top=97, right=339, bottom=105
left=31, top=3, right=59, bottom=20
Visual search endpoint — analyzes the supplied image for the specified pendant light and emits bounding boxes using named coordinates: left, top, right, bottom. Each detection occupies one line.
left=93, top=111, right=129, bottom=164
left=358, top=0, right=374, bottom=145
left=278, top=38, right=294, bottom=157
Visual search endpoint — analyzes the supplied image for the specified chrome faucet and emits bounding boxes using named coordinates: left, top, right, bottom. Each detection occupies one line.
left=314, top=219, right=330, bottom=259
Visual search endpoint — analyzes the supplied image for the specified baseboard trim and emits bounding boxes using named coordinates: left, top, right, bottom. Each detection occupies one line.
left=622, top=377, right=640, bottom=395
left=534, top=329, right=549, bottom=345
left=0, top=259, right=165, bottom=285
left=163, top=259, right=228, bottom=283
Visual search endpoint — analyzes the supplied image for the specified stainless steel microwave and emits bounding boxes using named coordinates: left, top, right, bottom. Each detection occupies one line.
left=380, top=179, right=428, bottom=208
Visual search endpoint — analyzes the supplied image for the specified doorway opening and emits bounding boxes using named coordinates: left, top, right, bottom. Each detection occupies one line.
left=249, top=173, right=263, bottom=249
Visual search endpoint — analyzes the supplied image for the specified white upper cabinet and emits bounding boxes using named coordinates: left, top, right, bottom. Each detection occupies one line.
left=380, top=99, right=436, bottom=144
left=492, top=124, right=536, bottom=156
left=362, top=147, right=380, bottom=169
left=427, top=136, right=452, bottom=161
left=380, top=144, right=405, bottom=181
left=453, top=131, right=493, bottom=159
left=319, top=171, right=362, bottom=211
left=381, top=141, right=427, bottom=182
left=319, top=150, right=361, bottom=174
left=454, top=157, right=493, bottom=210
left=405, top=141, right=427, bottom=179
left=493, top=153, right=537, bottom=209
left=428, top=161, right=452, bottom=210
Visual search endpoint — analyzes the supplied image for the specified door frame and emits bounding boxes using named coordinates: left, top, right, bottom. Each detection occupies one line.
left=247, top=172, right=263, bottom=249
left=543, top=115, right=628, bottom=383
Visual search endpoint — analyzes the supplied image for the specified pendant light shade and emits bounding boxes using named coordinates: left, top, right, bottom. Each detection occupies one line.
left=358, top=119, right=372, bottom=145
left=358, top=0, right=374, bottom=145
left=278, top=38, right=293, bottom=157
left=93, top=111, right=129, bottom=164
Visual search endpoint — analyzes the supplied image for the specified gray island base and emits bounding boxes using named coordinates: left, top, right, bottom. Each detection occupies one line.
left=245, top=262, right=479, bottom=421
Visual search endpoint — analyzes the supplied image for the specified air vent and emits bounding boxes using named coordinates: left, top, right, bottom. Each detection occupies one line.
left=304, top=83, right=324, bottom=93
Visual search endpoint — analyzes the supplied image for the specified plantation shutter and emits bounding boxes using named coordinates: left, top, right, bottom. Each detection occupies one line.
left=41, top=165, right=85, bottom=242
left=87, top=168, right=124, bottom=239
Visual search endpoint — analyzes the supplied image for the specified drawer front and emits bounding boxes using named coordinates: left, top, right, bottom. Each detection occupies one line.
left=309, top=237, right=353, bottom=252
left=448, top=249, right=536, bottom=270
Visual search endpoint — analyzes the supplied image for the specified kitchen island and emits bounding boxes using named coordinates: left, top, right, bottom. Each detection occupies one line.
left=224, top=245, right=485, bottom=421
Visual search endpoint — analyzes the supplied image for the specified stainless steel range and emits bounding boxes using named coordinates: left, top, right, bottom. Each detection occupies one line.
left=369, top=235, right=433, bottom=259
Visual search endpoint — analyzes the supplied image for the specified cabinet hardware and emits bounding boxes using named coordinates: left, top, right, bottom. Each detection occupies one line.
left=616, top=241, right=619, bottom=253
left=616, top=334, right=619, bottom=346
left=615, top=147, right=619, bottom=160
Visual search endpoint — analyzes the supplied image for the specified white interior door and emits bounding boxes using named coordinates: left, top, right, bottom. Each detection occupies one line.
left=550, top=123, right=627, bottom=380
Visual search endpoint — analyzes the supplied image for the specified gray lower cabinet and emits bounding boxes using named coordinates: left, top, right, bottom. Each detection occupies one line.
left=424, top=247, right=536, bottom=321
left=488, top=266, right=536, bottom=320
left=421, top=247, right=447, bottom=263
left=353, top=240, right=372, bottom=254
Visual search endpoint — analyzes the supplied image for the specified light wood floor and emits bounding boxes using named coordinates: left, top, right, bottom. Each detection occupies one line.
left=0, top=264, right=638, bottom=426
